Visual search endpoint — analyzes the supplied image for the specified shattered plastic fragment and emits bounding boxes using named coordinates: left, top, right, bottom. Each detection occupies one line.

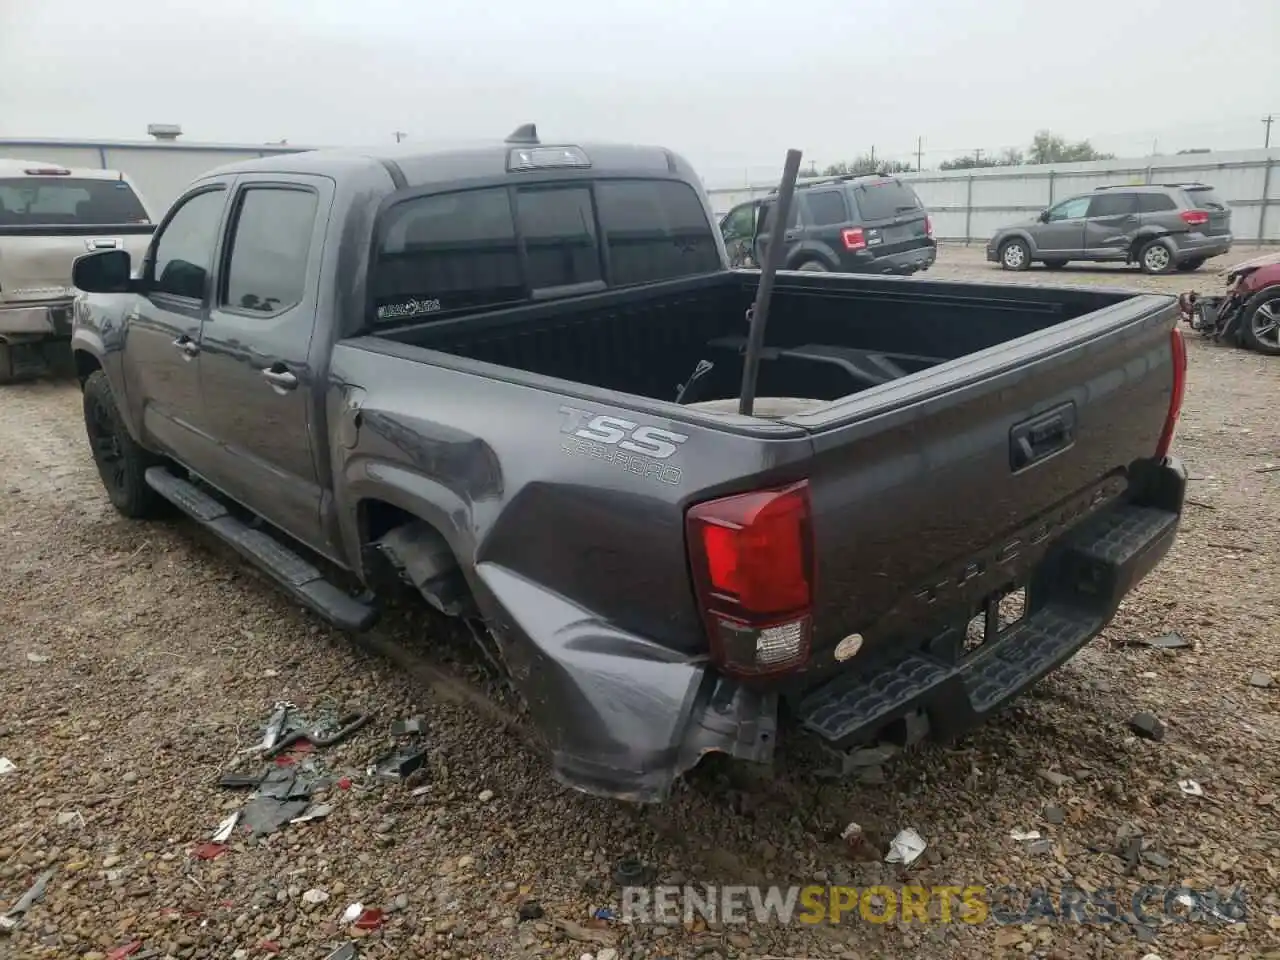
left=211, top=812, right=239, bottom=843
left=884, top=828, right=927, bottom=865
left=391, top=717, right=426, bottom=737
left=193, top=843, right=227, bottom=860
left=325, top=944, right=358, bottom=960
left=290, top=803, right=333, bottom=825
left=0, top=758, right=15, bottom=776
left=1178, top=779, right=1204, bottom=797
left=1010, top=829, right=1042, bottom=841
left=26, top=652, right=50, bottom=663
left=0, top=868, right=55, bottom=931
left=342, top=902, right=364, bottom=924
left=353, top=908, right=385, bottom=930
left=106, top=943, right=142, bottom=960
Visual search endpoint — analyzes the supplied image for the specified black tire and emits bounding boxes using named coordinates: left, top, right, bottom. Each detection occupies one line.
left=1138, top=240, right=1176, bottom=275
left=0, top=343, right=13, bottom=385
left=999, top=239, right=1031, bottom=271
left=1043, top=259, right=1068, bottom=269
left=796, top=260, right=829, bottom=272
left=1176, top=259, right=1206, bottom=273
left=83, top=370, right=163, bottom=518
left=1240, top=287, right=1280, bottom=356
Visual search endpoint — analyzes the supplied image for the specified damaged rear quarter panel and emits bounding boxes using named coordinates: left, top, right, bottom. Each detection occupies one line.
left=326, top=342, right=813, bottom=793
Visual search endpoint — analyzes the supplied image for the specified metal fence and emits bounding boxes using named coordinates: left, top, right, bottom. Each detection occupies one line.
left=706, top=148, right=1280, bottom=245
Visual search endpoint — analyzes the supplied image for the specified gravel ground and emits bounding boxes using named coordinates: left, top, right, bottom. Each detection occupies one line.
left=1, top=248, right=1278, bottom=960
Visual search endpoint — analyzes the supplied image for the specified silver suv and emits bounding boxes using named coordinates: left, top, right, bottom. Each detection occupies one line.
left=986, top=182, right=1232, bottom=275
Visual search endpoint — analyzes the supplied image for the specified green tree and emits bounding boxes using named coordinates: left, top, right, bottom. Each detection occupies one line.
left=820, top=155, right=911, bottom=177
left=1028, top=130, right=1115, bottom=164
left=940, top=147, right=1024, bottom=170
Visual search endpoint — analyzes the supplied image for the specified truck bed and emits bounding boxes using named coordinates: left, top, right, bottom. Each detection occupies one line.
left=372, top=271, right=1135, bottom=409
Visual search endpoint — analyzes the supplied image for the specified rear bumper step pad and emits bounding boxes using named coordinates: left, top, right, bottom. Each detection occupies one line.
left=144, top=466, right=377, bottom=632
left=797, top=502, right=1179, bottom=747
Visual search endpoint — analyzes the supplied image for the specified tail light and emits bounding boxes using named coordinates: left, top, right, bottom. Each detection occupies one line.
left=925, top=215, right=934, bottom=238
left=1155, top=328, right=1187, bottom=460
left=686, top=480, right=815, bottom=679
left=1180, top=210, right=1209, bottom=227
left=841, top=228, right=866, bottom=251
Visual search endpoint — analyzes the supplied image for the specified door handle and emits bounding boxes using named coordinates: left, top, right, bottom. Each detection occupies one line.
left=1010, top=402, right=1077, bottom=471
left=171, top=336, right=199, bottom=358
left=262, top=367, right=298, bottom=391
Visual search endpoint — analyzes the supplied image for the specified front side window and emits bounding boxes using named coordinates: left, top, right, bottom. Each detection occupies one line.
left=221, top=188, right=317, bottom=314
left=373, top=188, right=522, bottom=322
left=151, top=189, right=227, bottom=300
left=1047, top=196, right=1090, bottom=221
left=721, top=203, right=757, bottom=240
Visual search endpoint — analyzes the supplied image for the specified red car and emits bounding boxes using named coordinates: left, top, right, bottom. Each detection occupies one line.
left=1179, top=250, right=1280, bottom=355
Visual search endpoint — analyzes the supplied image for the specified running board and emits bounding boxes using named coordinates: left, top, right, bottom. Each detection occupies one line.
left=144, top=466, right=377, bottom=632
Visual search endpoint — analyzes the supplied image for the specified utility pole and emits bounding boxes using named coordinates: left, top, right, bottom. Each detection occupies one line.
left=393, top=131, right=407, bottom=143
left=974, top=148, right=984, bottom=165
left=916, top=136, right=923, bottom=172
left=869, top=145, right=876, bottom=169
left=1264, top=115, right=1275, bottom=149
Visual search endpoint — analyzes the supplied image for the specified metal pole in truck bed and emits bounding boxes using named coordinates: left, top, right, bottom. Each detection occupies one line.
left=739, top=148, right=803, bottom=416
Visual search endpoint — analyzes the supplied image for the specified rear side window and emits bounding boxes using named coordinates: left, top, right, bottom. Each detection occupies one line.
left=595, top=179, right=720, bottom=286
left=0, top=177, right=148, bottom=226
left=1183, top=186, right=1227, bottom=211
left=373, top=188, right=523, bottom=321
left=851, top=179, right=921, bottom=221
left=1138, top=194, right=1178, bottom=213
left=803, top=190, right=849, bottom=227
left=1086, top=192, right=1138, bottom=217
left=221, top=188, right=318, bottom=315
left=516, top=186, right=602, bottom=291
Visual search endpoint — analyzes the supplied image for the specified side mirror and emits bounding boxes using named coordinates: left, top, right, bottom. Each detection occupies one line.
left=72, top=249, right=135, bottom=294
left=1038, top=210, right=1051, bottom=223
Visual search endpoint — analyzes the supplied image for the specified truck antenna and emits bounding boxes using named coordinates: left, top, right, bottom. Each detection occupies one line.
left=738, top=147, right=803, bottom=417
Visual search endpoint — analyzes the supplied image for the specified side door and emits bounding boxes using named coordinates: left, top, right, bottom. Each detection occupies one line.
left=121, top=183, right=231, bottom=473
left=1083, top=191, right=1140, bottom=258
left=752, top=196, right=802, bottom=266
left=719, top=201, right=760, bottom=267
left=1033, top=195, right=1090, bottom=256
left=799, top=189, right=850, bottom=264
left=195, top=176, right=331, bottom=554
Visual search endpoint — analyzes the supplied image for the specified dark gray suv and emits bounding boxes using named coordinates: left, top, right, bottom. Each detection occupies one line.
left=986, top=182, right=1232, bottom=275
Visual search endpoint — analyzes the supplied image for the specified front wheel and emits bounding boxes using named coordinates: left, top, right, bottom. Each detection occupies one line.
left=999, top=239, right=1030, bottom=271
left=1240, top=288, right=1280, bottom=356
left=1139, top=240, right=1175, bottom=275
left=83, top=370, right=163, bottom=518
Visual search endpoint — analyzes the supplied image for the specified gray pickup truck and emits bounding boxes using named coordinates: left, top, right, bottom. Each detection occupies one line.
left=70, top=126, right=1189, bottom=803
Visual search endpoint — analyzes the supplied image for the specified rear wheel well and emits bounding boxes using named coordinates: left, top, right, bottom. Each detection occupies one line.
left=358, top=499, right=472, bottom=617
left=73, top=350, right=102, bottom=388
left=1129, top=234, right=1163, bottom=262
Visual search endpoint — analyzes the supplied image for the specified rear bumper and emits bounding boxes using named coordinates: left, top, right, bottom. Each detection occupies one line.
left=0, top=301, right=73, bottom=338
left=473, top=458, right=1185, bottom=802
left=1173, top=234, right=1232, bottom=262
left=795, top=457, right=1187, bottom=751
left=842, top=243, right=937, bottom=275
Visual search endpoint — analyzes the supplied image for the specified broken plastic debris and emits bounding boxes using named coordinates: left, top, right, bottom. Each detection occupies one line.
left=341, top=902, right=365, bottom=924
left=884, top=828, right=927, bottom=865
left=25, top=652, right=50, bottom=663
left=410, top=785, right=431, bottom=798
left=56, top=810, right=85, bottom=828
left=840, top=821, right=862, bottom=841
left=390, top=716, right=426, bottom=737
left=1010, top=829, right=1042, bottom=841
left=302, top=888, right=330, bottom=905
left=337, top=776, right=353, bottom=791
left=1141, top=632, right=1191, bottom=650
left=353, top=908, right=385, bottom=930
left=192, top=842, right=227, bottom=861
left=290, top=803, right=333, bottom=825
left=106, top=943, right=142, bottom=960
left=1178, top=779, right=1204, bottom=797
left=325, top=944, right=358, bottom=960
left=0, top=758, right=14, bottom=776
left=0, top=868, right=55, bottom=931
left=211, top=812, right=239, bottom=843
left=369, top=745, right=426, bottom=780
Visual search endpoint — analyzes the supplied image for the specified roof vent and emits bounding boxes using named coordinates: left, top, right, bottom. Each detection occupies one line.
left=147, top=123, right=183, bottom=142
left=505, top=123, right=539, bottom=145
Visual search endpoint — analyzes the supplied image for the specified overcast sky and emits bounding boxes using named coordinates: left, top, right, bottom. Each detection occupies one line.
left=2, top=0, right=1277, bottom=186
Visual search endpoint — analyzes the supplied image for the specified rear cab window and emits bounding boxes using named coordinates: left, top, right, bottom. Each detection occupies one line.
left=850, top=179, right=922, bottom=222
left=0, top=177, right=149, bottom=226
left=371, top=178, right=719, bottom=323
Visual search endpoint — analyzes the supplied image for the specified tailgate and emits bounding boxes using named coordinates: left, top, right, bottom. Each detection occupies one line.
left=790, top=295, right=1178, bottom=660
left=0, top=231, right=150, bottom=304
left=851, top=179, right=931, bottom=255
